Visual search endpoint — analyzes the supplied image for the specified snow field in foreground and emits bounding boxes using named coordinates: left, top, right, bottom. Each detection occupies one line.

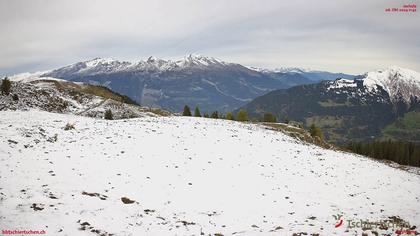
left=0, top=111, right=419, bottom=235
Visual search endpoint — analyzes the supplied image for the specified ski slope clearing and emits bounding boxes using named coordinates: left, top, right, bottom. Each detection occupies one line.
left=1, top=111, right=419, bottom=235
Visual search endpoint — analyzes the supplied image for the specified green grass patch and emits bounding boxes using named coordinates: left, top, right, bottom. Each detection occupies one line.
left=262, top=122, right=333, bottom=149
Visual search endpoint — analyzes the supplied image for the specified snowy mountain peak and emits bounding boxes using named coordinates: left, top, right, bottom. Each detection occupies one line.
left=272, top=67, right=313, bottom=73
left=146, top=56, right=166, bottom=63
left=176, top=54, right=228, bottom=67
left=43, top=57, right=131, bottom=78
left=249, top=66, right=313, bottom=74
left=358, top=66, right=420, bottom=104
left=84, top=57, right=117, bottom=67
left=325, top=66, right=420, bottom=105
left=142, top=56, right=171, bottom=70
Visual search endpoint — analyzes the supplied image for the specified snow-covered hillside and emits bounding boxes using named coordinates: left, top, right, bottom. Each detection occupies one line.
left=0, top=79, right=166, bottom=119
left=1, top=111, right=419, bottom=235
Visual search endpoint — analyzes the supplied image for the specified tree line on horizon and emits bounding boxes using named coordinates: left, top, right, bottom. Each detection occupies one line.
left=346, top=140, right=420, bottom=168
left=182, top=105, right=274, bottom=122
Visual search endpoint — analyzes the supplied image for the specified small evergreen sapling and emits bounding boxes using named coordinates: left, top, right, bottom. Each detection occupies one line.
left=236, top=109, right=248, bottom=121
left=183, top=105, right=192, bottom=116
left=263, top=113, right=276, bottom=122
left=1, top=77, right=11, bottom=95
left=104, top=109, right=114, bottom=120
left=194, top=106, right=201, bottom=117
left=309, top=123, right=323, bottom=139
left=226, top=112, right=235, bottom=120
left=64, top=123, right=75, bottom=130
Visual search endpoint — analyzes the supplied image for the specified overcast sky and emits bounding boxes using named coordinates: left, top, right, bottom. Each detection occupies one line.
left=0, top=0, right=419, bottom=75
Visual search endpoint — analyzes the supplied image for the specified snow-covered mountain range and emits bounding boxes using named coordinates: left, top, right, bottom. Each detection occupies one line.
left=32, top=55, right=322, bottom=112
left=5, top=55, right=419, bottom=117
left=45, top=54, right=234, bottom=77
left=5, top=54, right=351, bottom=113
left=327, top=66, right=420, bottom=105
left=44, top=55, right=353, bottom=83
left=249, top=66, right=355, bottom=82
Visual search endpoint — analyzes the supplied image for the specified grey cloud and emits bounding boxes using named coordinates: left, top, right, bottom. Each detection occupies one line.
left=0, top=0, right=418, bottom=75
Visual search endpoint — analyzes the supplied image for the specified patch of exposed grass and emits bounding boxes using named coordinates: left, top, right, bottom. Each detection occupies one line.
left=318, top=99, right=352, bottom=107
left=147, top=107, right=172, bottom=116
left=33, top=79, right=138, bottom=105
left=261, top=122, right=333, bottom=149
left=64, top=123, right=75, bottom=130
left=305, top=115, right=344, bottom=128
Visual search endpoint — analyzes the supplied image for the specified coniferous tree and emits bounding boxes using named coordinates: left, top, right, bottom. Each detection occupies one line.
left=104, top=109, right=113, bottom=120
left=203, top=113, right=209, bottom=118
left=226, top=112, right=235, bottom=120
left=263, top=113, right=276, bottom=122
left=1, top=77, right=11, bottom=95
left=236, top=109, right=248, bottom=121
left=210, top=111, right=219, bottom=119
left=309, top=123, right=323, bottom=139
left=346, top=140, right=420, bottom=168
left=183, top=105, right=192, bottom=116
left=194, top=106, right=201, bottom=117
